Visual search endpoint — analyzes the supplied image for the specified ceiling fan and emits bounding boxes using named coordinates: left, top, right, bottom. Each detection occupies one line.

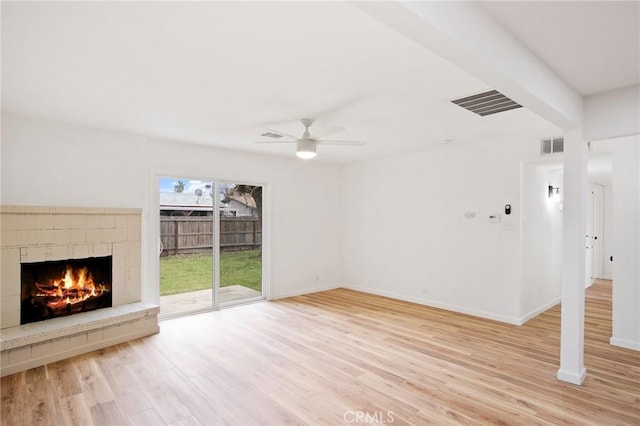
left=254, top=118, right=365, bottom=159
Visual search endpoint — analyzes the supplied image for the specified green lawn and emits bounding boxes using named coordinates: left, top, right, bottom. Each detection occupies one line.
left=160, top=250, right=262, bottom=296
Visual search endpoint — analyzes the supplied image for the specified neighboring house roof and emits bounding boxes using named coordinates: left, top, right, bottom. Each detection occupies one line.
left=159, top=191, right=216, bottom=211
left=160, top=191, right=256, bottom=213
left=227, top=193, right=257, bottom=208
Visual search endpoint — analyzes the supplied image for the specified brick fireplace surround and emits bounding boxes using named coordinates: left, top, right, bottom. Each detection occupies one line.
left=0, top=206, right=159, bottom=376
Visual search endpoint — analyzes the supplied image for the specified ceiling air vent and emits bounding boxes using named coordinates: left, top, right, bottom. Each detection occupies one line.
left=451, top=90, right=522, bottom=116
left=541, top=137, right=564, bottom=155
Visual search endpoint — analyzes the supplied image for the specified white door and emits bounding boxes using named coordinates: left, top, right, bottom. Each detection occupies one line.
left=592, top=184, right=604, bottom=279
left=585, top=184, right=595, bottom=287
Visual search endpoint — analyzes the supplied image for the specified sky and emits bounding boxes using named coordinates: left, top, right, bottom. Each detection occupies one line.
left=159, top=177, right=234, bottom=195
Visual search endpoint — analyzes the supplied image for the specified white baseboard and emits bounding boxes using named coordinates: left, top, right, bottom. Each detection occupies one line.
left=519, top=297, right=561, bottom=325
left=557, top=367, right=587, bottom=385
left=341, top=284, right=522, bottom=325
left=270, top=283, right=341, bottom=300
left=269, top=285, right=559, bottom=327
left=610, top=337, right=640, bottom=351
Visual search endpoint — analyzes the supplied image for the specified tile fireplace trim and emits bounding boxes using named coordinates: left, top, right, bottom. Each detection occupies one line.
left=0, top=205, right=141, bottom=215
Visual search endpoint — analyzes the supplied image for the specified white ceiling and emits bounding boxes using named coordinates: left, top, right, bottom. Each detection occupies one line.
left=480, top=1, right=640, bottom=96
left=1, top=1, right=636, bottom=164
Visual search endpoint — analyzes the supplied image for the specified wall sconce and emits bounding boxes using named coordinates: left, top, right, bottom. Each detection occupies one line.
left=548, top=185, right=561, bottom=203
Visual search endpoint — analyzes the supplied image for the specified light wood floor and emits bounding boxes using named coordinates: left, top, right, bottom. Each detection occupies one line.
left=2, top=280, right=639, bottom=425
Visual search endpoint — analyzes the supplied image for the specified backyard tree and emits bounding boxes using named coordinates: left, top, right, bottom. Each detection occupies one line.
left=228, top=185, right=262, bottom=218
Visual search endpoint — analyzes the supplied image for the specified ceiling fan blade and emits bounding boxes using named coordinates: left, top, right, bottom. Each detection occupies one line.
left=252, top=140, right=297, bottom=144
left=260, top=126, right=300, bottom=140
left=317, top=139, right=366, bottom=146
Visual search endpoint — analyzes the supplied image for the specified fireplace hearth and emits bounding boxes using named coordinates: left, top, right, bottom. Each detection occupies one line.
left=21, top=256, right=112, bottom=325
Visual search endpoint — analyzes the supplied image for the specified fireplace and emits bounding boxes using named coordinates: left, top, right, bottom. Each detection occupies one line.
left=2, top=205, right=159, bottom=377
left=21, top=256, right=113, bottom=325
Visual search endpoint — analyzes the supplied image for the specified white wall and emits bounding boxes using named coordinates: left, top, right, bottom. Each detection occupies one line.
left=1, top=113, right=343, bottom=302
left=5, top=112, right=628, bottom=330
left=521, top=164, right=563, bottom=321
left=342, top=138, right=541, bottom=324
left=584, top=85, right=640, bottom=142
left=610, top=136, right=640, bottom=350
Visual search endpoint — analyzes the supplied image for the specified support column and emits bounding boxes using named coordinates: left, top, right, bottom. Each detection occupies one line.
left=557, top=128, right=588, bottom=385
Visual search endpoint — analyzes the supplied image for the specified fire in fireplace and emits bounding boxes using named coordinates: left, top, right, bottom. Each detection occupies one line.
left=21, top=256, right=112, bottom=325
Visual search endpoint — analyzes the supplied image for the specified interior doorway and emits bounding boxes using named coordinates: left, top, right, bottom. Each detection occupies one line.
left=158, top=177, right=265, bottom=318
left=585, top=182, right=605, bottom=287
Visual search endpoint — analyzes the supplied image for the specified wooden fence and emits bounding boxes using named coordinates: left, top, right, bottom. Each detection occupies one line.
left=160, top=216, right=261, bottom=256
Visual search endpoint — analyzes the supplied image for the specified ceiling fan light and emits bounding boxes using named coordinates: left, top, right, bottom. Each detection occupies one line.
left=296, top=151, right=317, bottom=160
left=296, top=139, right=316, bottom=159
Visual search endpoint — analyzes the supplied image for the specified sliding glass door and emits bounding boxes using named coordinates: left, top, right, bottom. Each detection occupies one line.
left=158, top=177, right=264, bottom=318
left=217, top=182, right=263, bottom=306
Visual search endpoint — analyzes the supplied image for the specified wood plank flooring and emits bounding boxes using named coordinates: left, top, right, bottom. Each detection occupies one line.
left=2, top=280, right=639, bottom=425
